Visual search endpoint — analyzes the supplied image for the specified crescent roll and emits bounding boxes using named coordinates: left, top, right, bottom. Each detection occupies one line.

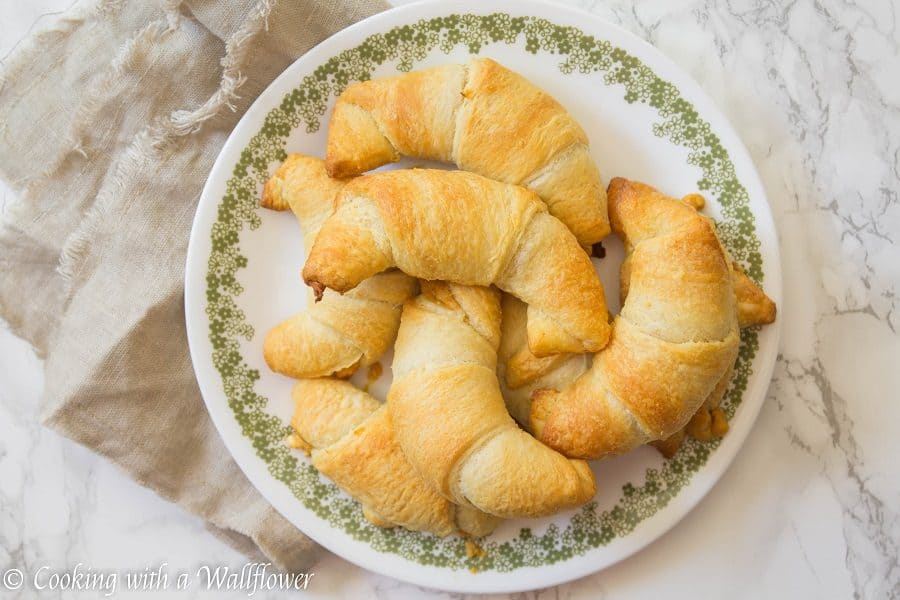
left=502, top=210, right=776, bottom=395
left=290, top=378, right=499, bottom=537
left=302, top=169, right=611, bottom=357
left=387, top=282, right=596, bottom=519
left=500, top=187, right=775, bottom=457
left=530, top=178, right=744, bottom=459
left=260, top=155, right=417, bottom=378
left=325, top=58, right=609, bottom=247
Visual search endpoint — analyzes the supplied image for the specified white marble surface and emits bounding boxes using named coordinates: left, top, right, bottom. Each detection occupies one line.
left=1, top=0, right=898, bottom=598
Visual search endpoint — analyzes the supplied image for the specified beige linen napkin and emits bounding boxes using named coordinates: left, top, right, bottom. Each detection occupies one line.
left=0, top=0, right=387, bottom=572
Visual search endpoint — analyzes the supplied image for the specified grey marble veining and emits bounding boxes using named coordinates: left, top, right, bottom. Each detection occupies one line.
left=0, top=0, right=898, bottom=598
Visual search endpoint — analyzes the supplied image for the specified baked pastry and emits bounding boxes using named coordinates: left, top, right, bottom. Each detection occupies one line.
left=732, top=263, right=777, bottom=328
left=628, top=192, right=774, bottom=455
left=260, top=154, right=417, bottom=378
left=500, top=190, right=775, bottom=453
left=387, top=282, right=596, bottom=518
left=325, top=58, right=609, bottom=247
left=530, top=178, right=745, bottom=459
left=619, top=189, right=775, bottom=331
left=302, top=168, right=610, bottom=357
left=651, top=261, right=774, bottom=456
left=497, top=294, right=590, bottom=426
left=503, top=261, right=775, bottom=451
left=502, top=250, right=776, bottom=393
left=290, top=378, right=499, bottom=537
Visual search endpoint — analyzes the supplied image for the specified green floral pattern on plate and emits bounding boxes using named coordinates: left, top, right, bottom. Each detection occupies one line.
left=205, top=13, right=763, bottom=571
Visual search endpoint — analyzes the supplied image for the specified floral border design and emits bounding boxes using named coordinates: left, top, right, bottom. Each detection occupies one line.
left=204, top=13, right=764, bottom=571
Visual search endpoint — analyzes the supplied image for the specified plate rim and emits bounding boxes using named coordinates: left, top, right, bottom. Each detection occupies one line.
left=184, top=0, right=783, bottom=593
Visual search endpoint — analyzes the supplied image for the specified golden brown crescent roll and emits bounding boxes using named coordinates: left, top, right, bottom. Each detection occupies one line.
left=260, top=154, right=417, bottom=378
left=500, top=185, right=775, bottom=454
left=325, top=58, right=609, bottom=247
left=290, top=378, right=499, bottom=537
left=530, top=178, right=743, bottom=459
left=501, top=269, right=773, bottom=436
left=387, top=282, right=596, bottom=519
left=302, top=169, right=610, bottom=357
left=502, top=211, right=776, bottom=394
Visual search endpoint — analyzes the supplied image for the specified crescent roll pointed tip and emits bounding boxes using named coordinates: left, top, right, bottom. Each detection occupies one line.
left=732, top=264, right=777, bottom=327
left=325, top=99, right=401, bottom=177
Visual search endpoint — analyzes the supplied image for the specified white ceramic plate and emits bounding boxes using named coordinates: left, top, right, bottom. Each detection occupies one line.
left=185, top=0, right=782, bottom=593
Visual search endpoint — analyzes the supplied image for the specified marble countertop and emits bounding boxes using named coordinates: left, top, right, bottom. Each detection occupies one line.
left=1, top=0, right=898, bottom=598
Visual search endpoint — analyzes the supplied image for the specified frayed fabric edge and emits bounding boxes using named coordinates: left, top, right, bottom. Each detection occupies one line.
left=54, top=17, right=182, bottom=284
left=168, top=0, right=275, bottom=136
left=56, top=0, right=276, bottom=284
